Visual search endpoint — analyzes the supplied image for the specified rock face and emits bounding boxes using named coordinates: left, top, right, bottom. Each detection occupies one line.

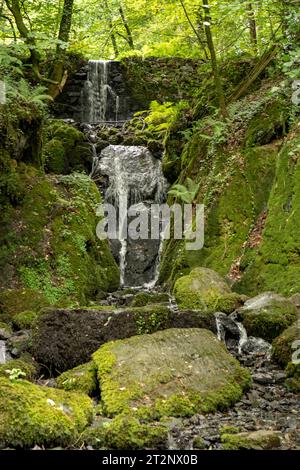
left=236, top=292, right=298, bottom=342
left=173, top=268, right=244, bottom=313
left=32, top=306, right=216, bottom=373
left=93, top=328, right=251, bottom=418
left=0, top=377, right=93, bottom=449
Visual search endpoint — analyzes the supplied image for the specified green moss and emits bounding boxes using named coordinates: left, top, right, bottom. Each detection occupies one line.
left=0, top=289, right=49, bottom=322
left=272, top=320, right=300, bottom=367
left=0, top=359, right=37, bottom=381
left=0, top=173, right=119, bottom=309
left=56, top=361, right=98, bottom=396
left=244, top=99, right=288, bottom=148
left=221, top=430, right=281, bottom=450
left=219, top=425, right=240, bottom=435
left=43, top=120, right=89, bottom=175
left=236, top=130, right=300, bottom=296
left=13, top=310, right=39, bottom=330
left=0, top=377, right=94, bottom=449
left=129, top=292, right=169, bottom=307
left=0, top=322, right=12, bottom=335
left=193, top=436, right=206, bottom=449
left=81, top=414, right=168, bottom=450
left=134, top=305, right=171, bottom=335
left=173, top=267, right=243, bottom=313
left=284, top=362, right=300, bottom=391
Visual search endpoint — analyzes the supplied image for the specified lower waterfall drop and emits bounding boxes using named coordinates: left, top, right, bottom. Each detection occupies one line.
left=97, top=145, right=168, bottom=287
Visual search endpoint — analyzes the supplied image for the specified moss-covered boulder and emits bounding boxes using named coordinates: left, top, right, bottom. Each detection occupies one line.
left=0, top=377, right=94, bottom=449
left=56, top=361, right=98, bottom=396
left=221, top=430, right=281, bottom=450
left=236, top=293, right=298, bottom=342
left=32, top=305, right=216, bottom=373
left=93, top=328, right=251, bottom=419
left=0, top=358, right=37, bottom=381
left=81, top=415, right=168, bottom=450
left=272, top=320, right=300, bottom=367
left=173, top=268, right=243, bottom=313
left=0, top=172, right=119, bottom=312
left=43, top=120, right=91, bottom=174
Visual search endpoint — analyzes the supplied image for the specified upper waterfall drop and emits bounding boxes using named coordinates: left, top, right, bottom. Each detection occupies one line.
left=81, top=60, right=120, bottom=123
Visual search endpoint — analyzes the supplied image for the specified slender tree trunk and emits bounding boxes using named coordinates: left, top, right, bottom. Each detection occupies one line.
left=179, top=0, right=208, bottom=59
left=104, top=0, right=119, bottom=57
left=48, top=0, right=74, bottom=98
left=246, top=2, right=258, bottom=53
left=119, top=5, right=134, bottom=49
left=202, top=0, right=228, bottom=118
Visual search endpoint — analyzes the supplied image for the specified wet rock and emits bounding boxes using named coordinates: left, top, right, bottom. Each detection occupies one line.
left=241, top=337, right=272, bottom=355
left=0, top=328, right=11, bottom=341
left=7, top=331, right=31, bottom=358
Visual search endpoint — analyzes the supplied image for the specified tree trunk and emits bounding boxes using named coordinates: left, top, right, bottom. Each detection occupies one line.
left=119, top=5, right=134, bottom=49
left=202, top=0, right=228, bottom=118
left=104, top=0, right=119, bottom=57
left=48, top=0, right=74, bottom=98
left=4, top=0, right=40, bottom=69
left=246, top=2, right=258, bottom=53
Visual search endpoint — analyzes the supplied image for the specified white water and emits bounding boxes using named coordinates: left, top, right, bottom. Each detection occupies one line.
left=0, top=341, right=6, bottom=364
left=98, top=145, right=168, bottom=286
left=237, top=322, right=248, bottom=354
left=81, top=60, right=120, bottom=123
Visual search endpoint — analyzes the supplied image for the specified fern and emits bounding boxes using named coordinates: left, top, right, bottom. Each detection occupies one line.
left=168, top=178, right=200, bottom=204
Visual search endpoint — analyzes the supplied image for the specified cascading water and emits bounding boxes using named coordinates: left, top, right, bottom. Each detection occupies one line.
left=81, top=60, right=120, bottom=123
left=96, top=145, right=168, bottom=287
left=0, top=340, right=6, bottom=364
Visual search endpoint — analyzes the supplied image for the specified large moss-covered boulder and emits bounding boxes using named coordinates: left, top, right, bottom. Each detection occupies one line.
left=0, top=172, right=119, bottom=312
left=173, top=268, right=243, bottom=313
left=0, top=378, right=93, bottom=449
left=235, top=293, right=298, bottom=342
left=32, top=305, right=216, bottom=373
left=93, top=328, right=251, bottom=419
left=272, top=320, right=300, bottom=367
left=56, top=361, right=98, bottom=396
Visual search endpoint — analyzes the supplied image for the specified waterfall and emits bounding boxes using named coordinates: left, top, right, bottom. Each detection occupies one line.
left=98, top=145, right=168, bottom=287
left=81, top=60, right=120, bottom=123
